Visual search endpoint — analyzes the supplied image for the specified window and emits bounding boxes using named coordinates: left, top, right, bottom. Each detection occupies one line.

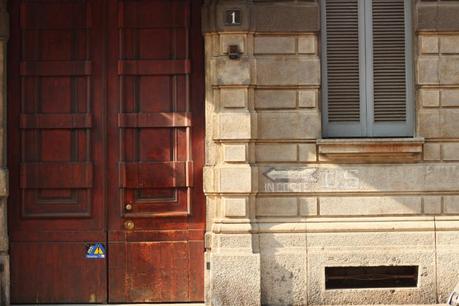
left=321, top=0, right=414, bottom=137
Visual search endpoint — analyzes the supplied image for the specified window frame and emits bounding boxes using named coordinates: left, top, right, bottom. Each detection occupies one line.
left=320, top=0, right=415, bottom=138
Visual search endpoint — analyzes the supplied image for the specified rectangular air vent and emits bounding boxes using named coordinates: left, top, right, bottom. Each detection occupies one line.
left=325, top=266, right=419, bottom=289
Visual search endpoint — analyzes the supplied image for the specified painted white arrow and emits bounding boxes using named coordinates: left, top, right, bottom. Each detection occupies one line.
left=263, top=167, right=319, bottom=183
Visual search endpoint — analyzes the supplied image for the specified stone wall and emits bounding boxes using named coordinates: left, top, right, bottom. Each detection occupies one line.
left=0, top=0, right=8, bottom=304
left=203, top=0, right=459, bottom=305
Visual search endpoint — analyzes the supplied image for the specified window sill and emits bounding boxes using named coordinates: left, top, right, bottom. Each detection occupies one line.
left=316, top=138, right=425, bottom=163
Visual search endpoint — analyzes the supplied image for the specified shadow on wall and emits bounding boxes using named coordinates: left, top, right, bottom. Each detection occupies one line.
left=259, top=232, right=306, bottom=306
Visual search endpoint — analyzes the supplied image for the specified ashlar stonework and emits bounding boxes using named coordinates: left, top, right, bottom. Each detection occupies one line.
left=203, top=0, right=459, bottom=305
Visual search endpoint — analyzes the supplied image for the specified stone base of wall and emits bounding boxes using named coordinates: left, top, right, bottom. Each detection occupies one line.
left=208, top=252, right=261, bottom=306
left=207, top=222, right=459, bottom=305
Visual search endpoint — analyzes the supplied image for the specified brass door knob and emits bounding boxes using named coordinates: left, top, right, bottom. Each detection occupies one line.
left=125, top=203, right=133, bottom=211
left=124, top=220, right=135, bottom=230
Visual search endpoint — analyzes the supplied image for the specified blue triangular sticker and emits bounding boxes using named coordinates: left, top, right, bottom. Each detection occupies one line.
left=86, top=243, right=106, bottom=259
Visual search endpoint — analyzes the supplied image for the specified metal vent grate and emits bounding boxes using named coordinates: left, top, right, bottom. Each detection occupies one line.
left=325, top=266, right=419, bottom=290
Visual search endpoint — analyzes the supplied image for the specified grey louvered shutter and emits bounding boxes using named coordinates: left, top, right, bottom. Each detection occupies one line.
left=368, top=0, right=413, bottom=137
left=321, top=0, right=366, bottom=137
left=321, top=0, right=414, bottom=138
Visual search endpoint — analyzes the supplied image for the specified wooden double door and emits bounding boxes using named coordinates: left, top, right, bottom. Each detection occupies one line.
left=7, top=0, right=205, bottom=303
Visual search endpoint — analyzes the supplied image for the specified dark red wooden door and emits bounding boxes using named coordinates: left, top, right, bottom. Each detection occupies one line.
left=106, top=0, right=205, bottom=302
left=7, top=0, right=204, bottom=303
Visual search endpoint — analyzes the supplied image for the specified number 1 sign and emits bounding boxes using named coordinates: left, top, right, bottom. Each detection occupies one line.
left=225, top=9, right=241, bottom=26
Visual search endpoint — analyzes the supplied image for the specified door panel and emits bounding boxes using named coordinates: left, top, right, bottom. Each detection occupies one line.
left=107, top=0, right=204, bottom=302
left=8, top=0, right=106, bottom=303
left=8, top=0, right=205, bottom=303
left=115, top=0, right=193, bottom=217
left=10, top=242, right=106, bottom=303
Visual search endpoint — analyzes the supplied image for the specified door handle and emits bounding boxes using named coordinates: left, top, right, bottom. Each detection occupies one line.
left=124, top=220, right=135, bottom=230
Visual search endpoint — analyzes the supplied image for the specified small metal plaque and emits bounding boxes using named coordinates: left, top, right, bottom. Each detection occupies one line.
left=225, top=9, right=241, bottom=26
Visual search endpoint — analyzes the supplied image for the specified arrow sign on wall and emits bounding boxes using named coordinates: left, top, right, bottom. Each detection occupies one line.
left=263, top=167, right=319, bottom=183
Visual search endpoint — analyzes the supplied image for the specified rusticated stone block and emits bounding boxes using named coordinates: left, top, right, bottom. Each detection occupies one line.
left=441, top=109, right=459, bottom=138
left=298, top=90, right=317, bottom=108
left=417, top=57, right=439, bottom=85
left=255, top=143, right=297, bottom=162
left=444, top=196, right=459, bottom=214
left=254, top=36, right=295, bottom=54
left=220, top=88, right=247, bottom=109
left=423, top=143, right=441, bottom=161
left=223, top=144, right=247, bottom=163
left=256, top=197, right=298, bottom=217
left=299, top=197, right=317, bottom=216
left=213, top=234, right=254, bottom=251
left=223, top=197, right=248, bottom=218
left=298, top=35, right=317, bottom=54
left=258, top=110, right=321, bottom=140
left=256, top=57, right=320, bottom=86
left=419, top=35, right=439, bottom=54
left=215, top=112, right=252, bottom=140
left=440, top=35, right=459, bottom=54
left=442, top=143, right=459, bottom=161
left=423, top=196, right=442, bottom=215
left=255, top=90, right=296, bottom=109
left=298, top=143, right=317, bottom=162
left=418, top=109, right=440, bottom=138
left=213, top=57, right=251, bottom=85
left=439, top=56, right=459, bottom=84
left=419, top=89, right=440, bottom=107
left=319, top=196, right=422, bottom=216
left=219, top=166, right=252, bottom=193
left=441, top=89, right=459, bottom=107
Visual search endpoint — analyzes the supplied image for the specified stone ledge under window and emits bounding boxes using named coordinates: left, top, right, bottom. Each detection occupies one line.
left=317, top=138, right=425, bottom=163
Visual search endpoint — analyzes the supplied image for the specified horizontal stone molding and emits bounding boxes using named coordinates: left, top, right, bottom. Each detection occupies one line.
left=416, top=1, right=459, bottom=32
left=319, top=196, right=424, bottom=216
left=259, top=163, right=459, bottom=193
left=317, top=138, right=425, bottom=163
left=204, top=1, right=459, bottom=34
left=436, top=220, right=459, bottom=231
left=252, top=2, right=319, bottom=33
left=210, top=218, right=439, bottom=234
left=202, top=1, right=319, bottom=33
